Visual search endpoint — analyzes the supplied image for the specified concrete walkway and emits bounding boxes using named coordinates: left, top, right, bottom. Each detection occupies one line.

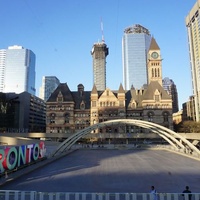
left=0, top=148, right=200, bottom=193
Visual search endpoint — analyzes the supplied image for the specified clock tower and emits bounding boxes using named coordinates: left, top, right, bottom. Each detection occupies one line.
left=147, top=37, right=163, bottom=86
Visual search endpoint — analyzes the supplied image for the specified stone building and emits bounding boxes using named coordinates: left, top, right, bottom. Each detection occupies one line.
left=46, top=82, right=173, bottom=139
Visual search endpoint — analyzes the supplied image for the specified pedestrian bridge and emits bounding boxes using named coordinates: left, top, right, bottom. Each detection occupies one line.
left=52, top=119, right=200, bottom=157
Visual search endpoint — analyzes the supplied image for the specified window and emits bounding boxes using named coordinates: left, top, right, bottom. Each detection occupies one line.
left=148, top=112, right=154, bottom=122
left=65, top=113, right=70, bottom=123
left=152, top=68, right=154, bottom=77
left=50, top=113, right=55, bottom=124
left=119, top=101, right=124, bottom=106
left=57, top=91, right=63, bottom=102
left=163, top=112, right=169, bottom=122
left=80, top=102, right=85, bottom=110
left=92, top=101, right=96, bottom=107
left=155, top=95, right=160, bottom=102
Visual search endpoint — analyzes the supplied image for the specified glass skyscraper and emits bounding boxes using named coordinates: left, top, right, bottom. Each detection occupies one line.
left=186, top=0, right=200, bottom=121
left=122, top=24, right=152, bottom=90
left=0, top=45, right=36, bottom=95
left=39, top=76, right=60, bottom=101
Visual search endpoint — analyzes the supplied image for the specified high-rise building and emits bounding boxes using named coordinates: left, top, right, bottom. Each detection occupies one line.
left=122, top=24, right=152, bottom=90
left=0, top=92, right=46, bottom=133
left=39, top=76, right=60, bottom=101
left=91, top=42, right=109, bottom=91
left=0, top=45, right=36, bottom=95
left=0, top=49, right=6, bottom=92
left=162, top=77, right=179, bottom=113
left=186, top=0, right=200, bottom=121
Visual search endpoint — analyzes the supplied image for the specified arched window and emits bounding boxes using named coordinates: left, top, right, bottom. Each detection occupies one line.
left=50, top=113, right=56, bottom=124
left=158, top=68, right=160, bottom=77
left=155, top=68, right=157, bottom=77
left=80, top=102, right=85, bottom=110
left=57, top=91, right=63, bottom=102
left=147, top=112, right=154, bottom=122
left=132, top=103, right=136, bottom=109
left=163, top=112, right=169, bottom=122
left=65, top=113, right=70, bottom=123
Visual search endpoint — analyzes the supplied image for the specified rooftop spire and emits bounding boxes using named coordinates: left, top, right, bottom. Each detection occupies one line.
left=101, top=18, right=105, bottom=43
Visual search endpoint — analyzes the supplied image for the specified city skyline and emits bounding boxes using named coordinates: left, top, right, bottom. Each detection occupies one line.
left=0, top=0, right=197, bottom=109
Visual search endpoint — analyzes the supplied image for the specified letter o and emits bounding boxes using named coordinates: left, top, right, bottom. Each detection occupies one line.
left=33, top=144, right=39, bottom=161
left=6, top=147, right=17, bottom=170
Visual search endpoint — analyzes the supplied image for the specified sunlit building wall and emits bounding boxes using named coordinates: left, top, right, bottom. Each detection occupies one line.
left=186, top=0, right=200, bottom=121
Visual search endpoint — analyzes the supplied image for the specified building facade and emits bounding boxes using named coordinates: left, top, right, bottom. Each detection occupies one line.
left=162, top=77, right=179, bottom=113
left=39, top=76, right=60, bottom=101
left=0, top=45, right=36, bottom=95
left=186, top=0, right=200, bottom=121
left=46, top=82, right=173, bottom=140
left=0, top=92, right=46, bottom=133
left=122, top=24, right=152, bottom=90
left=91, top=42, right=109, bottom=91
left=182, top=95, right=196, bottom=121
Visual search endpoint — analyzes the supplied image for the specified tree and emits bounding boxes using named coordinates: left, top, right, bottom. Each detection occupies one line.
left=176, top=121, right=200, bottom=133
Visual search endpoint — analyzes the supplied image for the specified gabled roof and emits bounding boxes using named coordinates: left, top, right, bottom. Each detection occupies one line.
left=72, top=91, right=91, bottom=109
left=47, top=83, right=74, bottom=102
left=118, top=83, right=125, bottom=93
left=91, top=84, right=98, bottom=94
left=142, top=81, right=171, bottom=100
left=149, top=37, right=160, bottom=50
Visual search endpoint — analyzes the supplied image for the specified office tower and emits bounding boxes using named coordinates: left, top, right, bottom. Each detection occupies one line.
left=0, top=92, right=46, bottom=133
left=0, top=49, right=6, bottom=92
left=162, top=77, right=179, bottom=113
left=39, top=76, right=60, bottom=101
left=186, top=0, right=200, bottom=121
left=0, top=45, right=36, bottom=95
left=122, top=24, right=152, bottom=90
left=147, top=37, right=162, bottom=86
left=91, top=42, right=109, bottom=91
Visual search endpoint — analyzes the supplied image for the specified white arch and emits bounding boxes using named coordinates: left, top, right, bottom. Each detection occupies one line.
left=52, top=119, right=200, bottom=157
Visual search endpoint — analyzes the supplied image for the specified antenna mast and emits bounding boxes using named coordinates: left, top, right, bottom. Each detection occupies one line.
left=101, top=18, right=105, bottom=43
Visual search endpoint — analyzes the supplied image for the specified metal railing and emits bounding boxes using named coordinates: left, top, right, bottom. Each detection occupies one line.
left=0, top=191, right=198, bottom=200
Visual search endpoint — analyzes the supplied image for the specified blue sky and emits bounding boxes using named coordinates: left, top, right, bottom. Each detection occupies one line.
left=0, top=0, right=197, bottom=109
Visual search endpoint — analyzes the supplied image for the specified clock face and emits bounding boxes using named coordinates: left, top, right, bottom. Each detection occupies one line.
left=151, top=52, right=159, bottom=59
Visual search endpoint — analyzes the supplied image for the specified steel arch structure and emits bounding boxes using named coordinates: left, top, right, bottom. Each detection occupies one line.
left=52, top=119, right=200, bottom=157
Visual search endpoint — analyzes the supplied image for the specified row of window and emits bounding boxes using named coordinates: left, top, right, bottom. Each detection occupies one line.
left=48, top=106, right=72, bottom=110
left=146, top=104, right=170, bottom=108
left=48, top=110, right=170, bottom=119
left=151, top=68, right=160, bottom=77
left=151, top=62, right=160, bottom=66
